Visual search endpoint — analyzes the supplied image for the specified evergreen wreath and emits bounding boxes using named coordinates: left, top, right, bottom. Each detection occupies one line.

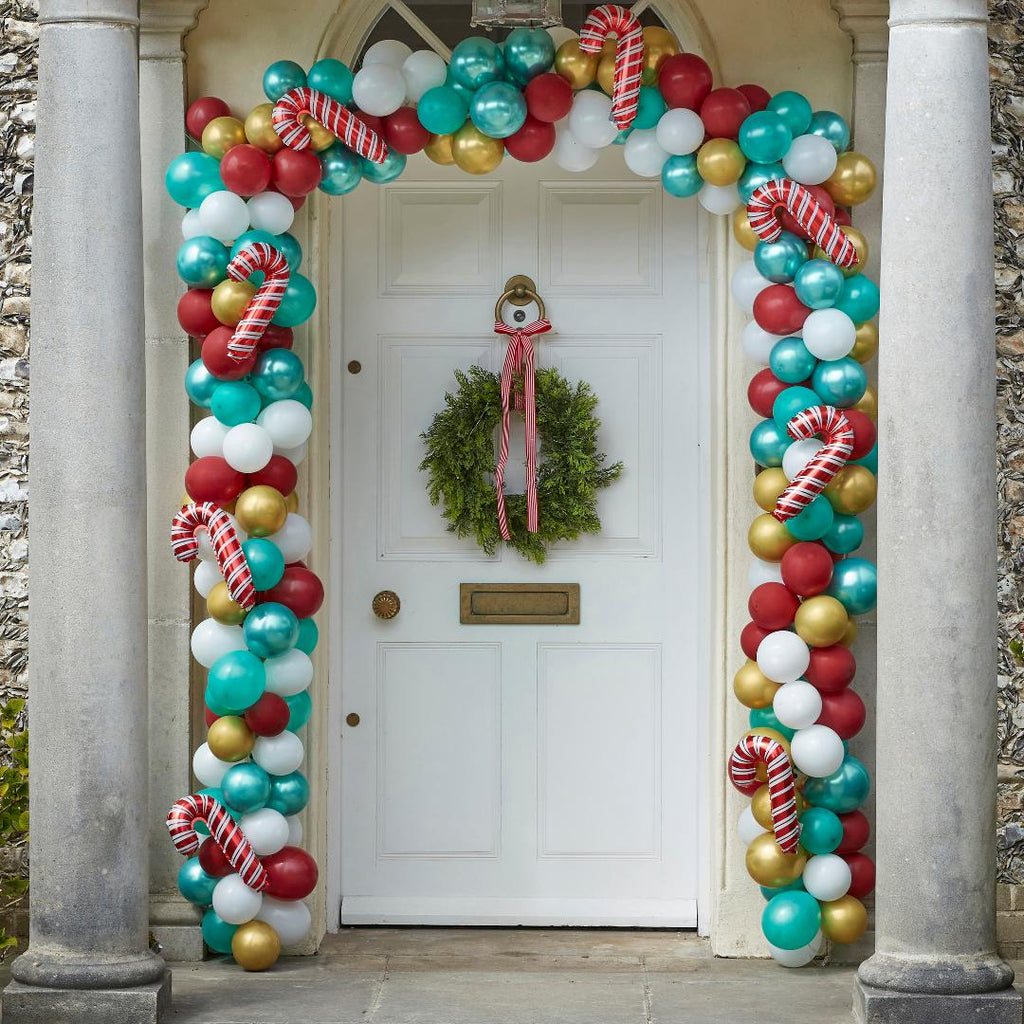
left=420, top=364, right=623, bottom=564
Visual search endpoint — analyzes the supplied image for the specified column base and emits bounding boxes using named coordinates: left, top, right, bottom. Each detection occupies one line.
left=1, top=971, right=171, bottom=1024
left=855, top=978, right=1022, bottom=1024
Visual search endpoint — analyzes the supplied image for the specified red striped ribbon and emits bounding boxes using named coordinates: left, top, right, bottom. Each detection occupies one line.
left=226, top=242, right=290, bottom=362
left=167, top=793, right=269, bottom=891
left=579, top=5, right=644, bottom=130
left=747, top=179, right=858, bottom=269
left=728, top=734, right=801, bottom=854
left=171, top=501, right=256, bottom=610
left=272, top=86, right=388, bottom=164
left=493, top=318, right=552, bottom=541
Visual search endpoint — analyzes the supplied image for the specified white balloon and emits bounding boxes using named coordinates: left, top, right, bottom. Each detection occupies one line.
left=191, top=416, right=229, bottom=459
left=191, top=619, right=246, bottom=668
left=223, top=423, right=274, bottom=474
left=212, top=873, right=263, bottom=925
left=286, top=815, right=303, bottom=846
left=768, top=932, right=822, bottom=968
left=258, top=399, right=313, bottom=450
left=363, top=38, right=413, bottom=68
left=256, top=895, right=312, bottom=946
left=748, top=558, right=784, bottom=589
left=253, top=730, right=305, bottom=776
left=247, top=191, right=295, bottom=235
left=802, top=854, right=852, bottom=902
left=655, top=108, right=705, bottom=156
left=552, top=124, right=599, bottom=172
left=267, top=513, right=313, bottom=564
left=568, top=91, right=618, bottom=149
left=192, top=742, right=233, bottom=788
left=731, top=262, right=772, bottom=315
left=352, top=64, right=406, bottom=117
left=197, top=513, right=245, bottom=560
left=275, top=440, right=308, bottom=465
left=182, top=208, right=205, bottom=239
left=791, top=724, right=845, bottom=778
left=783, top=438, right=825, bottom=482
left=623, top=128, right=669, bottom=178
left=401, top=50, right=447, bottom=102
left=265, top=649, right=314, bottom=696
left=802, top=308, right=856, bottom=360
left=547, top=26, right=578, bottom=47
left=193, top=559, right=223, bottom=598
left=738, top=805, right=767, bottom=845
left=783, top=134, right=839, bottom=186
left=772, top=680, right=823, bottom=730
left=698, top=182, right=741, bottom=215
left=742, top=321, right=783, bottom=365
left=757, top=631, right=811, bottom=684
left=198, top=190, right=250, bottom=244
left=239, top=807, right=290, bottom=856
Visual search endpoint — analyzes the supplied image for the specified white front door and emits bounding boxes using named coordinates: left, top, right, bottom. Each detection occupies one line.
left=335, top=143, right=705, bottom=926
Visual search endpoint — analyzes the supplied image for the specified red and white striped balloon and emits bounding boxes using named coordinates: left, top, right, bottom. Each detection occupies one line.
left=773, top=405, right=854, bottom=523
left=728, top=733, right=801, bottom=854
left=171, top=501, right=256, bottom=610
left=272, top=86, right=388, bottom=164
left=225, top=242, right=290, bottom=362
left=578, top=5, right=644, bottom=130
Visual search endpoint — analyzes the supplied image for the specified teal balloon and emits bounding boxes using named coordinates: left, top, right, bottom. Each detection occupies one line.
left=273, top=272, right=317, bottom=327
left=808, top=110, right=850, bottom=154
left=293, top=382, right=314, bottom=410
left=822, top=513, right=864, bottom=555
left=784, top=493, right=834, bottom=541
left=211, top=381, right=261, bottom=427
left=196, top=788, right=241, bottom=830
left=762, top=891, right=822, bottom=951
left=738, top=161, right=784, bottom=204
left=244, top=602, right=299, bottom=658
left=273, top=232, right=302, bottom=272
left=266, top=770, right=309, bottom=815
left=613, top=127, right=632, bottom=146
left=178, top=857, right=218, bottom=905
left=749, top=707, right=796, bottom=742
left=760, top=877, right=805, bottom=900
left=754, top=231, right=809, bottom=284
left=470, top=81, right=527, bottom=139
left=242, top=538, right=286, bottom=591
left=319, top=143, right=363, bottom=195
left=633, top=86, right=667, bottom=130
left=176, top=236, right=229, bottom=287
left=263, top=60, right=306, bottom=102
left=749, top=419, right=790, bottom=467
left=361, top=149, right=407, bottom=184
left=253, top=348, right=304, bottom=401
left=503, top=27, right=555, bottom=83
left=803, top=754, right=871, bottom=813
left=165, top=152, right=224, bottom=208
left=307, top=58, right=354, bottom=105
left=799, top=807, right=844, bottom=855
left=853, top=442, right=877, bottom=475
left=834, top=275, right=880, bottom=323
left=772, top=386, right=821, bottom=430
left=770, top=337, right=817, bottom=384
left=766, top=91, right=813, bottom=136
left=202, top=907, right=239, bottom=955
left=296, top=618, right=319, bottom=654
left=286, top=691, right=313, bottom=732
left=827, top=557, right=877, bottom=614
left=738, top=111, right=793, bottom=164
left=417, top=86, right=470, bottom=135
left=662, top=154, right=702, bottom=198
left=222, top=762, right=272, bottom=814
left=794, top=258, right=845, bottom=309
left=812, top=358, right=867, bottom=407
left=185, top=358, right=220, bottom=409
left=207, top=650, right=266, bottom=714
left=449, top=36, right=505, bottom=90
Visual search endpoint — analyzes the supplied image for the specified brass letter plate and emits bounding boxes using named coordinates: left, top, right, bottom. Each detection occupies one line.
left=460, top=583, right=580, bottom=625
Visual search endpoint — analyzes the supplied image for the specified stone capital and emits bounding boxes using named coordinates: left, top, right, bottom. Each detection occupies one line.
left=831, top=0, right=890, bottom=62
left=139, top=0, right=209, bottom=58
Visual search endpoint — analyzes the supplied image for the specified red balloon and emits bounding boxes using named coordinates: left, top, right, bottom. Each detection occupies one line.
left=204, top=707, right=220, bottom=727
left=198, top=837, right=234, bottom=877
left=804, top=644, right=856, bottom=693
left=778, top=184, right=835, bottom=237
left=505, top=116, right=556, bottom=163
left=747, top=582, right=799, bottom=631
left=658, top=53, right=713, bottom=111
left=525, top=73, right=573, bottom=123
left=186, top=96, right=231, bottom=140
left=383, top=107, right=430, bottom=155
left=262, top=845, right=319, bottom=900
left=740, top=621, right=771, bottom=661
left=834, top=207, right=852, bottom=226
left=244, top=692, right=291, bottom=737
left=352, top=109, right=385, bottom=137
left=185, top=456, right=246, bottom=505
left=837, top=810, right=871, bottom=854
left=843, top=852, right=875, bottom=897
left=260, top=566, right=324, bottom=619
left=248, top=454, right=298, bottom=496
left=257, top=324, right=294, bottom=353
left=272, top=148, right=322, bottom=197
left=177, top=288, right=220, bottom=338
left=699, top=88, right=751, bottom=140
left=844, top=409, right=876, bottom=461
left=202, top=326, right=257, bottom=381
left=753, top=284, right=811, bottom=336
left=781, top=542, right=834, bottom=597
left=817, top=687, right=866, bottom=739
left=220, top=143, right=273, bottom=196
left=747, top=368, right=789, bottom=419
left=737, top=84, right=771, bottom=113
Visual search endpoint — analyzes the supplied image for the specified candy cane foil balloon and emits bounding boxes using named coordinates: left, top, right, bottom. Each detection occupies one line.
left=747, top=179, right=858, bottom=269
left=226, top=242, right=290, bottom=362
left=171, top=501, right=256, bottom=609
left=728, top=734, right=801, bottom=854
left=167, top=793, right=270, bottom=891
left=578, top=5, right=644, bottom=130
left=272, top=86, right=388, bottom=164
left=773, top=405, right=854, bottom=523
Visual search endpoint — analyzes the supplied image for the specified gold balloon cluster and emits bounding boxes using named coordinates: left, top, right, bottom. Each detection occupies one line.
left=558, top=27, right=679, bottom=94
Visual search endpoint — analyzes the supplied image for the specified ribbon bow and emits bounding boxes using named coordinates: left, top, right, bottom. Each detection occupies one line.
left=493, top=318, right=552, bottom=540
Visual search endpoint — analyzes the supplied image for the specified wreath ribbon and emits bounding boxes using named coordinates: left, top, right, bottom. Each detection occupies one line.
left=493, top=318, right=552, bottom=540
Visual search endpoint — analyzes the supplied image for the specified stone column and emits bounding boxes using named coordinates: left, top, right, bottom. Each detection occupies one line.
left=855, top=1, right=1021, bottom=1021
left=1, top=1, right=170, bottom=1021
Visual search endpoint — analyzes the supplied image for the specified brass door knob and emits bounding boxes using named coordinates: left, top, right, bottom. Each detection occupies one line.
left=372, top=590, right=401, bottom=619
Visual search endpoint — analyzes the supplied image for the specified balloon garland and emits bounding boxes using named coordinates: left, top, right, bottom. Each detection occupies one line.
left=164, top=8, right=878, bottom=969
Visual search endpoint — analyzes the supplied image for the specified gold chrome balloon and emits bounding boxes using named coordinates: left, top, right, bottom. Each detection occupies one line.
left=753, top=468, right=789, bottom=513
left=733, top=208, right=760, bottom=252
left=554, top=38, right=599, bottom=90
left=824, top=151, right=877, bottom=207
left=231, top=920, right=282, bottom=971
left=839, top=618, right=858, bottom=648
left=733, top=660, right=781, bottom=710
left=824, top=464, right=877, bottom=515
left=751, top=781, right=804, bottom=829
left=596, top=54, right=616, bottom=96
left=697, top=138, right=746, bottom=187
left=284, top=491, right=299, bottom=513
left=211, top=280, right=257, bottom=327
left=745, top=832, right=807, bottom=888
left=851, top=321, right=878, bottom=364
left=642, top=26, right=680, bottom=76
left=425, top=132, right=455, bottom=166
left=814, top=225, right=868, bottom=278
left=820, top=895, right=868, bottom=944
left=795, top=595, right=849, bottom=648
left=245, top=103, right=284, bottom=154
left=452, top=123, right=504, bottom=175
left=748, top=513, right=797, bottom=562
left=202, top=115, right=246, bottom=159
left=207, top=581, right=248, bottom=626
left=235, top=485, right=288, bottom=538
left=301, top=113, right=336, bottom=152
left=207, top=715, right=255, bottom=762
left=853, top=384, right=878, bottom=420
